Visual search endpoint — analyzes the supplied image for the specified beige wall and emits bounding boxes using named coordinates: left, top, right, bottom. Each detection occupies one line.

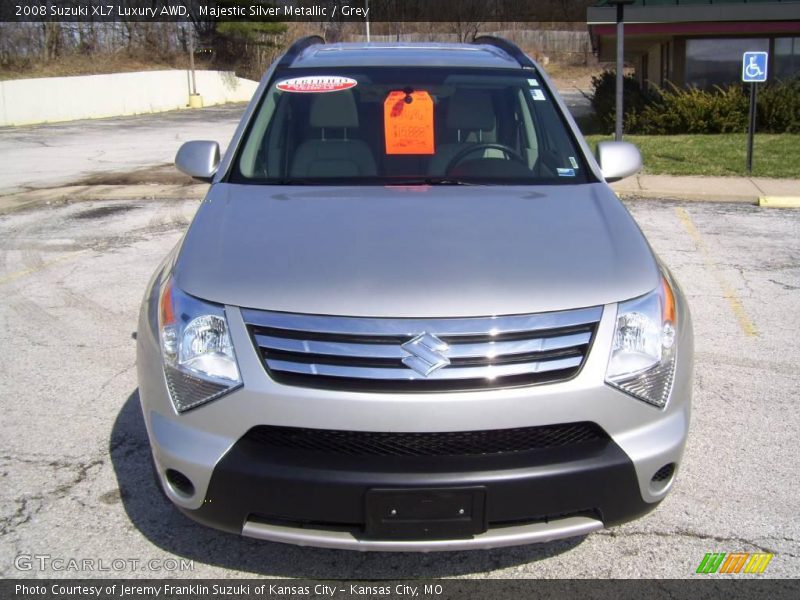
left=0, top=70, right=258, bottom=127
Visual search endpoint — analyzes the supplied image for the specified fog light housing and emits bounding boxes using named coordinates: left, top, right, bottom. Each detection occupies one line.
left=651, top=463, right=675, bottom=484
left=650, top=463, right=676, bottom=493
left=165, top=468, right=195, bottom=497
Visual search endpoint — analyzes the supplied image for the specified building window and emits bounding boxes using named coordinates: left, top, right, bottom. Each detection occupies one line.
left=642, top=52, right=649, bottom=86
left=775, top=37, right=800, bottom=80
left=685, top=38, right=769, bottom=89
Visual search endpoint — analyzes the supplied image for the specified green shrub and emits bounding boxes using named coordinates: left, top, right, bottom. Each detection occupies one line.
left=589, top=75, right=800, bottom=135
left=633, top=83, right=749, bottom=134
left=757, top=78, right=800, bottom=134
left=589, top=70, right=656, bottom=132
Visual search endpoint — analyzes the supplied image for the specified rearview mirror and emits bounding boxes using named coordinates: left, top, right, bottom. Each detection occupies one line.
left=175, top=140, right=220, bottom=182
left=596, top=141, right=642, bottom=182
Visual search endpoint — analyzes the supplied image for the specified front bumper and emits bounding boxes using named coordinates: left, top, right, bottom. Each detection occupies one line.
left=176, top=426, right=655, bottom=550
left=136, top=288, right=693, bottom=550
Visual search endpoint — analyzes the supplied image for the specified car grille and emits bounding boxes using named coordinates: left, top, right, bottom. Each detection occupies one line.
left=242, top=422, right=608, bottom=458
left=242, top=306, right=601, bottom=392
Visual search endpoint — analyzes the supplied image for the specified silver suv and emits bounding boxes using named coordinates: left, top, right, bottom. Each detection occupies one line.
left=136, top=37, right=693, bottom=551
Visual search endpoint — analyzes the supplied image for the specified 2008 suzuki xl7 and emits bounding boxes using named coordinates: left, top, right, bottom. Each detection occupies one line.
left=136, top=36, right=693, bottom=551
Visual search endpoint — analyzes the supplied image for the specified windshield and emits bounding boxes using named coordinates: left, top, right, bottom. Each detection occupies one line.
left=230, top=67, right=592, bottom=185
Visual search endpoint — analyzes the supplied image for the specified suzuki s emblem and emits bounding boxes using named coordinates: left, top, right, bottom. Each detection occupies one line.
left=401, top=332, right=450, bottom=377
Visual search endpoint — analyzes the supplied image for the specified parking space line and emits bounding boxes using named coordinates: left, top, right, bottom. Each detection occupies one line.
left=674, top=207, right=758, bottom=337
left=0, top=250, right=87, bottom=285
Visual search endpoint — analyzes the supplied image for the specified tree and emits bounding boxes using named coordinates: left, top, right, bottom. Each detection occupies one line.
left=184, top=0, right=287, bottom=78
left=215, top=1, right=286, bottom=44
left=448, top=0, right=490, bottom=43
left=42, top=22, right=63, bottom=61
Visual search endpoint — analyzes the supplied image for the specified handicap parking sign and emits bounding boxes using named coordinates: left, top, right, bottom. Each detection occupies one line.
left=742, top=52, right=768, bottom=83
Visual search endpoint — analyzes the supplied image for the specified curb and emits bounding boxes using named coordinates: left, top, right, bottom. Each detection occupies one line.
left=610, top=174, right=800, bottom=205
left=614, top=190, right=758, bottom=204
left=758, top=196, right=800, bottom=208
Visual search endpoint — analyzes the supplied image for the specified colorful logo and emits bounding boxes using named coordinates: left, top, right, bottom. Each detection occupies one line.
left=696, top=552, right=773, bottom=574
left=276, top=76, right=357, bottom=93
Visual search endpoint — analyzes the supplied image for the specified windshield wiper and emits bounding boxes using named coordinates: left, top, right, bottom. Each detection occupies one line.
left=267, top=178, right=317, bottom=185
left=389, top=177, right=481, bottom=186
left=249, top=177, right=482, bottom=186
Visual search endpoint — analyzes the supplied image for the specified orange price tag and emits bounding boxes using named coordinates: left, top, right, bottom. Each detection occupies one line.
left=384, top=90, right=435, bottom=155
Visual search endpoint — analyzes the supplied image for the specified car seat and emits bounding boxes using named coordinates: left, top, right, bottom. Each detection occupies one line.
left=428, top=90, right=497, bottom=175
left=291, top=91, right=377, bottom=178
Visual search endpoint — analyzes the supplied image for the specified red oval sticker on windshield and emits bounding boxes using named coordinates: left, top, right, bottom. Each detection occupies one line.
left=276, top=76, right=357, bottom=93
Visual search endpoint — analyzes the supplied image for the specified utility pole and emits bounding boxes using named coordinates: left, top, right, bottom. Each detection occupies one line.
left=608, top=0, right=635, bottom=142
left=187, top=30, right=202, bottom=108
left=188, top=32, right=197, bottom=96
left=365, top=0, right=370, bottom=42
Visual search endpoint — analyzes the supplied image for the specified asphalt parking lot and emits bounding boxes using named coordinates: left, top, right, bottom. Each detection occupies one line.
left=0, top=195, right=798, bottom=578
left=0, top=105, right=243, bottom=194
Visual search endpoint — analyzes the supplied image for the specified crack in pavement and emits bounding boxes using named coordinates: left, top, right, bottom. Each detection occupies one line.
left=0, top=453, right=99, bottom=468
left=768, top=278, right=800, bottom=291
left=732, top=265, right=758, bottom=297
left=91, top=363, right=136, bottom=404
left=0, top=456, right=104, bottom=537
left=0, top=496, right=42, bottom=537
left=597, top=528, right=780, bottom=554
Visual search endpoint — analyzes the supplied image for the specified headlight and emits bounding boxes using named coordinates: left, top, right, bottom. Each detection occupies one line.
left=606, top=275, right=677, bottom=408
left=158, top=278, right=242, bottom=413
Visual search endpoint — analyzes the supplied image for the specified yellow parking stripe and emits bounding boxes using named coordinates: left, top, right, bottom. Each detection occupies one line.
left=0, top=250, right=87, bottom=285
left=675, top=207, right=758, bottom=337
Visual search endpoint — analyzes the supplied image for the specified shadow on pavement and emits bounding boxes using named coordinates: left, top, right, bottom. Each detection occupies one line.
left=110, top=389, right=586, bottom=577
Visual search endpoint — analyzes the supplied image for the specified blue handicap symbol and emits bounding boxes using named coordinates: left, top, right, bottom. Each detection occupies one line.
left=742, top=52, right=768, bottom=83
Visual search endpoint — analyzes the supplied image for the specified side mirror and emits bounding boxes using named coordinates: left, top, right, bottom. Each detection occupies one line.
left=175, top=140, right=220, bottom=182
left=596, top=141, right=642, bottom=182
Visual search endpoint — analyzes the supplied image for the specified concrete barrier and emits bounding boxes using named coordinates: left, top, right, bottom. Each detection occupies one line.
left=0, top=70, right=258, bottom=127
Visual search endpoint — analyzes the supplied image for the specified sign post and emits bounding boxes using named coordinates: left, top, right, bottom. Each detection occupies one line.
left=742, top=51, right=768, bottom=173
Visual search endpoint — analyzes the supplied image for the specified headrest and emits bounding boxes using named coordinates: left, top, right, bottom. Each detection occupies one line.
left=446, top=91, right=495, bottom=131
left=309, top=91, right=359, bottom=128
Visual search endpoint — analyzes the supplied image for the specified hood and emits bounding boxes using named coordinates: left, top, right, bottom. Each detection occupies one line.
left=175, top=183, right=659, bottom=318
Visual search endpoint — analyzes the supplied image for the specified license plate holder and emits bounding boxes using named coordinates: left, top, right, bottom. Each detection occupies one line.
left=364, top=487, right=486, bottom=540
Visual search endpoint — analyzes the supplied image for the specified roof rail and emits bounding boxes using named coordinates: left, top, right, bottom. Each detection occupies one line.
left=277, top=35, right=325, bottom=68
left=472, top=36, right=535, bottom=69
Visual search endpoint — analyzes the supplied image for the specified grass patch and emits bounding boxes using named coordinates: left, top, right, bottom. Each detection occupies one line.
left=584, top=133, right=800, bottom=178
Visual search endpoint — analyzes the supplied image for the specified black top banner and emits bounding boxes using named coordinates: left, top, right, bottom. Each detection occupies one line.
left=2, top=0, right=596, bottom=23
